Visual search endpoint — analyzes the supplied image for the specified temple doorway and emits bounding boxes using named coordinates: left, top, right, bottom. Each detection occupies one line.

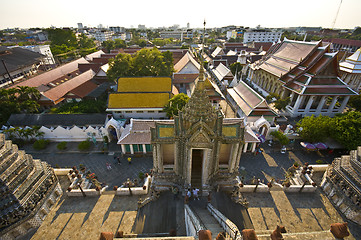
left=191, top=149, right=203, bottom=189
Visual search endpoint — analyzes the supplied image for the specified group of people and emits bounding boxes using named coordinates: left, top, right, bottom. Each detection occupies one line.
left=186, top=188, right=200, bottom=201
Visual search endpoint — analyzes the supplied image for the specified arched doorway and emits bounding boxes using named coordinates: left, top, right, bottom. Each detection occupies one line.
left=107, top=125, right=118, bottom=142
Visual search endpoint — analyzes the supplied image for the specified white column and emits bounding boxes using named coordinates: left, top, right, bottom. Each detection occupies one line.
left=338, top=96, right=350, bottom=113
left=327, top=96, right=338, bottom=113
left=316, top=96, right=327, bottom=113
left=153, top=144, right=158, bottom=171
left=305, top=96, right=315, bottom=113
left=292, top=95, right=303, bottom=111
left=251, top=143, right=256, bottom=152
left=142, top=144, right=146, bottom=153
left=121, top=144, right=126, bottom=154
left=130, top=144, right=134, bottom=154
left=243, top=142, right=248, bottom=153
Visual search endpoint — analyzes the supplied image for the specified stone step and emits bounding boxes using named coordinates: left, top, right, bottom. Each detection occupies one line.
left=255, top=230, right=337, bottom=240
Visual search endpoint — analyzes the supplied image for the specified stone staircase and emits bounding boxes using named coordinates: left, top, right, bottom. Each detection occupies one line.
left=189, top=200, right=224, bottom=238
left=255, top=229, right=339, bottom=240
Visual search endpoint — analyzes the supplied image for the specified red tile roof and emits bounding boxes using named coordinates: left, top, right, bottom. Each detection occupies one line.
left=42, top=69, right=95, bottom=103
left=13, top=57, right=89, bottom=88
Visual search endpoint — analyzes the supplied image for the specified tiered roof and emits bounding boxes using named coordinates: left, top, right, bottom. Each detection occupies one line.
left=227, top=80, right=277, bottom=117
left=174, top=52, right=200, bottom=73
left=340, top=48, right=361, bottom=74
left=256, top=39, right=357, bottom=96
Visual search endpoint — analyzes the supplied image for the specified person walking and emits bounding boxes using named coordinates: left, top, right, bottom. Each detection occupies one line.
left=193, top=188, right=199, bottom=200
left=127, top=157, right=132, bottom=164
left=172, top=186, right=179, bottom=200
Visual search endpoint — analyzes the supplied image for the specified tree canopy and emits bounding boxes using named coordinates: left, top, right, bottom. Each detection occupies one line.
left=330, top=111, right=361, bottom=150
left=297, top=112, right=361, bottom=150
left=163, top=93, right=190, bottom=118
left=107, top=48, right=174, bottom=82
left=296, top=115, right=331, bottom=143
left=0, top=86, right=40, bottom=125
left=266, top=93, right=290, bottom=111
left=101, top=39, right=127, bottom=53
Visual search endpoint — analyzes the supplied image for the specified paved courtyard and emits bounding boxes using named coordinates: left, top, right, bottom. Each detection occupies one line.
left=30, top=177, right=139, bottom=240
left=239, top=140, right=339, bottom=184
left=18, top=141, right=361, bottom=239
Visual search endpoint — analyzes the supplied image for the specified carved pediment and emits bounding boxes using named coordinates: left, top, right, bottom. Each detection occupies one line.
left=189, top=130, right=212, bottom=145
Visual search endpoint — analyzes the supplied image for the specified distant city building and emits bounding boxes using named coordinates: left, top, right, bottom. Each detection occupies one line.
left=0, top=134, right=62, bottom=239
left=112, top=33, right=126, bottom=41
left=160, top=31, right=185, bottom=40
left=187, top=22, right=190, bottom=29
left=138, top=25, right=146, bottom=30
left=77, top=23, right=83, bottom=29
left=243, top=31, right=282, bottom=43
left=109, top=26, right=125, bottom=33
left=94, top=31, right=113, bottom=42
left=19, top=45, right=55, bottom=66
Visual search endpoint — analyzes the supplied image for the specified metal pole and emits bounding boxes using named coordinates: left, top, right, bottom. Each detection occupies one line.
left=1, top=59, right=14, bottom=84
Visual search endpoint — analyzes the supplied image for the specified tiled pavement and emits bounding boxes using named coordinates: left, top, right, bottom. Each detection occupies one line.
left=239, top=140, right=339, bottom=184
left=31, top=177, right=139, bottom=240
left=18, top=140, right=361, bottom=239
left=29, top=151, right=153, bottom=189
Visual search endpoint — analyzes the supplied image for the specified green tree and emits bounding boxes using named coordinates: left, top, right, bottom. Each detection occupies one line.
left=348, top=95, right=361, bottom=111
left=270, top=131, right=289, bottom=146
left=107, top=53, right=133, bottom=81
left=46, top=28, right=77, bottom=47
left=330, top=111, right=361, bottom=150
left=229, top=62, right=242, bottom=76
left=78, top=34, right=96, bottom=49
left=101, top=40, right=115, bottom=53
left=164, top=93, right=190, bottom=118
left=107, top=48, right=174, bottom=81
left=266, top=92, right=290, bottom=111
left=0, top=87, right=40, bottom=125
left=296, top=115, right=331, bottom=143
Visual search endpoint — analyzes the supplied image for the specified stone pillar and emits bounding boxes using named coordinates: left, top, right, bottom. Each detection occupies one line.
left=186, top=148, right=192, bottom=186
left=152, top=144, right=158, bottom=172
left=316, top=96, right=327, bottom=113
left=142, top=144, right=146, bottom=153
left=251, top=143, right=256, bottom=152
left=234, top=143, right=243, bottom=173
left=327, top=96, right=338, bottom=113
left=229, top=143, right=239, bottom=173
left=338, top=96, right=350, bottom=113
left=305, top=96, right=315, bottom=113
left=157, top=144, right=163, bottom=172
left=243, top=142, right=248, bottom=153
left=130, top=144, right=134, bottom=154
left=174, top=142, right=179, bottom=174
left=121, top=145, right=126, bottom=154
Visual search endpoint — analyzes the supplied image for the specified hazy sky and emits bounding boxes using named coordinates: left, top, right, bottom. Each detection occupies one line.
left=1, top=0, right=360, bottom=30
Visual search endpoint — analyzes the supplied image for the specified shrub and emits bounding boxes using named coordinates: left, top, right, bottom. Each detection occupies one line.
left=57, top=141, right=67, bottom=150
left=316, top=159, right=324, bottom=164
left=33, top=139, right=50, bottom=150
left=138, top=172, right=144, bottom=180
left=78, top=140, right=91, bottom=151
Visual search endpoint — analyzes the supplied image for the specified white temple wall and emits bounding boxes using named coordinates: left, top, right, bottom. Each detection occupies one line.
left=39, top=126, right=107, bottom=142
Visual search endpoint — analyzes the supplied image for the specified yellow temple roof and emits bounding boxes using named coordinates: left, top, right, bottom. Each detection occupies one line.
left=117, top=77, right=172, bottom=92
left=108, top=92, right=170, bottom=109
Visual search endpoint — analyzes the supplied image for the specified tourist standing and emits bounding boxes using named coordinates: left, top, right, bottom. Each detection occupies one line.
left=127, top=157, right=132, bottom=164
left=193, top=188, right=200, bottom=200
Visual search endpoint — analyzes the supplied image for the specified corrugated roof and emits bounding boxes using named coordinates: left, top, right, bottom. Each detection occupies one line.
left=85, top=50, right=105, bottom=61
left=117, top=77, right=172, bottom=93
left=108, top=92, right=170, bottom=109
left=0, top=46, right=43, bottom=76
left=42, top=69, right=95, bottom=102
left=13, top=57, right=89, bottom=88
